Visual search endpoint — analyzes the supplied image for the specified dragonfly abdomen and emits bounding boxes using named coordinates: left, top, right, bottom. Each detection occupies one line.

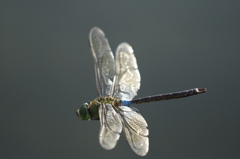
left=121, top=100, right=133, bottom=106
left=131, top=88, right=207, bottom=104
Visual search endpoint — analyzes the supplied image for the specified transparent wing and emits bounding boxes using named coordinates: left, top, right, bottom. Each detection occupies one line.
left=119, top=106, right=149, bottom=156
left=89, top=27, right=115, bottom=96
left=99, top=103, right=122, bottom=150
left=113, top=43, right=140, bottom=101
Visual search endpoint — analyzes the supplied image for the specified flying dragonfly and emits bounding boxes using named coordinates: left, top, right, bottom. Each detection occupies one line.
left=76, top=27, right=207, bottom=156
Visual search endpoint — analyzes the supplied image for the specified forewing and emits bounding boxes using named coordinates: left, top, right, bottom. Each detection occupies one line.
left=113, top=43, right=140, bottom=101
left=99, top=103, right=122, bottom=150
left=119, top=106, right=149, bottom=156
left=89, top=27, right=115, bottom=96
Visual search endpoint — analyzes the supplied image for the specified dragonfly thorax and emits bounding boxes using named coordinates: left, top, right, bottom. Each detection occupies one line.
left=97, top=96, right=122, bottom=106
left=77, top=97, right=122, bottom=120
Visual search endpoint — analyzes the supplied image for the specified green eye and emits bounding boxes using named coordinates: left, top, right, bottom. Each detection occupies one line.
left=76, top=103, right=91, bottom=120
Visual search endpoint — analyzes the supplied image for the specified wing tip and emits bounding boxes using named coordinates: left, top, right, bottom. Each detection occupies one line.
left=90, top=26, right=101, bottom=31
left=116, top=42, right=134, bottom=54
left=89, top=26, right=104, bottom=37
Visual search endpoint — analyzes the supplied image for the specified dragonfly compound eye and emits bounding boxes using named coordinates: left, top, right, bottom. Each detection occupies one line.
left=77, top=103, right=91, bottom=120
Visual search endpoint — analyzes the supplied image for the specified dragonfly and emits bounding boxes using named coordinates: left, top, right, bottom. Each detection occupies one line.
left=76, top=27, right=207, bottom=156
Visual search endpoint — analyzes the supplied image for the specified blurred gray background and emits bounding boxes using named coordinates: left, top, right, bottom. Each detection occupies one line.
left=1, top=0, right=239, bottom=159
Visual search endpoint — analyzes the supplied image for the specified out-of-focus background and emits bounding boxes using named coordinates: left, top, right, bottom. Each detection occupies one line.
left=1, top=1, right=239, bottom=159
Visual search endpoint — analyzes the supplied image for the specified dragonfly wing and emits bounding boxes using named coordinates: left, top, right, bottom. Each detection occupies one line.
left=89, top=27, right=115, bottom=96
left=113, top=43, right=140, bottom=101
left=119, top=106, right=149, bottom=156
left=99, top=103, right=123, bottom=150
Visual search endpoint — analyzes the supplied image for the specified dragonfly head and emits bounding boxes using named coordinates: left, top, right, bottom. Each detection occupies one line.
left=76, top=103, right=91, bottom=120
